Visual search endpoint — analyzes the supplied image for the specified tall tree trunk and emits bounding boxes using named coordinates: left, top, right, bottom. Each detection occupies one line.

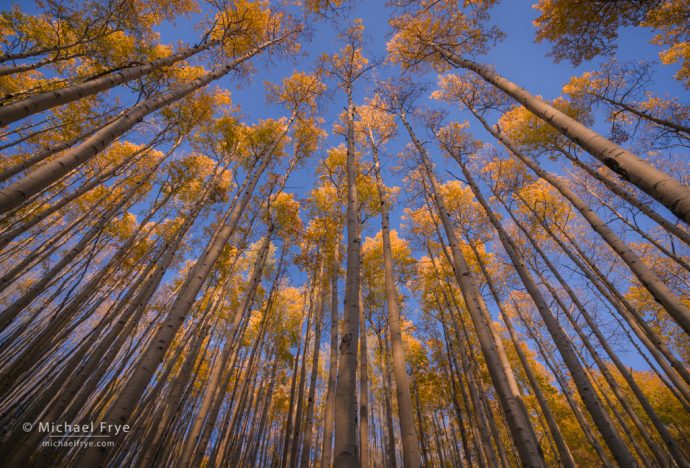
left=517, top=190, right=690, bottom=402
left=301, top=262, right=328, bottom=468
left=358, top=282, right=369, bottom=468
left=434, top=45, right=690, bottom=223
left=321, top=235, right=341, bottom=468
left=412, top=379, right=428, bottom=466
left=381, top=331, right=398, bottom=468
left=0, top=169, right=149, bottom=333
left=427, top=250, right=505, bottom=468
left=178, top=226, right=273, bottom=466
left=0, top=110, right=123, bottom=183
left=0, top=135, right=159, bottom=251
left=513, top=298, right=614, bottom=466
left=333, top=83, right=362, bottom=468
left=281, top=287, right=308, bottom=468
left=370, top=140, right=421, bottom=468
left=553, top=144, right=690, bottom=247
left=0, top=38, right=222, bottom=126
left=439, top=317, right=484, bottom=467
left=499, top=189, right=688, bottom=466
left=466, top=237, right=576, bottom=468
left=289, top=265, right=320, bottom=467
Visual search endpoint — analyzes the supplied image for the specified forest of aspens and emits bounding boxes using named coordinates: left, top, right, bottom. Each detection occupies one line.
left=0, top=0, right=688, bottom=467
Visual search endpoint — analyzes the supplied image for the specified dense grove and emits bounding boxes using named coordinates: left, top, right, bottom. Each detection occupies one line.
left=0, top=1, right=688, bottom=467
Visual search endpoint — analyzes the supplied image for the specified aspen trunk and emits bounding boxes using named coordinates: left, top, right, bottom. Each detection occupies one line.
left=358, top=282, right=369, bottom=468
left=467, top=239, right=576, bottom=468
left=440, top=329, right=474, bottom=466
left=370, top=142, right=421, bottom=468
left=500, top=190, right=688, bottom=466
left=529, top=200, right=690, bottom=405
left=178, top=227, right=273, bottom=466
left=0, top=39, right=220, bottom=126
left=0, top=135, right=174, bottom=255
left=321, top=236, right=341, bottom=468
left=290, top=270, right=320, bottom=467
left=514, top=300, right=614, bottom=466
left=0, top=171, right=147, bottom=333
left=281, top=292, right=307, bottom=468
left=536, top=268, right=670, bottom=466
left=300, top=262, right=327, bottom=468
left=0, top=51, right=84, bottom=76
left=438, top=300, right=496, bottom=468
left=0, top=111, right=122, bottom=183
left=434, top=45, right=690, bottom=224
left=554, top=145, right=690, bottom=247
left=333, top=86, right=362, bottom=468
left=381, top=333, right=398, bottom=468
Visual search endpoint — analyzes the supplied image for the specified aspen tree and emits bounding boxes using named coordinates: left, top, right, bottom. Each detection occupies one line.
left=356, top=96, right=421, bottom=468
left=322, top=20, right=373, bottom=468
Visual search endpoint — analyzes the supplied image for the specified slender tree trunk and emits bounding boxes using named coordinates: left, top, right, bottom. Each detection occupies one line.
left=595, top=93, right=690, bottom=136
left=321, top=235, right=341, bottom=468
left=281, top=291, right=307, bottom=468
left=467, top=236, right=576, bottom=468
left=0, top=39, right=221, bottom=126
left=0, top=139, right=151, bottom=251
left=440, top=319, right=482, bottom=467
left=381, top=332, right=398, bottom=468
left=333, top=84, right=362, bottom=468
left=442, top=144, right=636, bottom=466
left=0, top=51, right=86, bottom=76
left=518, top=191, right=690, bottom=401
left=369, top=142, right=421, bottom=468
left=585, top=185, right=690, bottom=272
left=178, top=226, right=273, bottom=466
left=0, top=170, right=148, bottom=332
left=249, top=353, right=279, bottom=466
left=412, top=379, right=428, bottom=466
left=289, top=266, right=320, bottom=467
left=554, top=144, right=690, bottom=247
left=428, top=261, right=500, bottom=468
left=301, top=262, right=328, bottom=468
left=535, top=268, right=670, bottom=467
left=500, top=189, right=688, bottom=466
left=358, top=282, right=369, bottom=468
left=513, top=299, right=614, bottom=466
left=0, top=111, right=123, bottom=183
left=75, top=121, right=289, bottom=467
